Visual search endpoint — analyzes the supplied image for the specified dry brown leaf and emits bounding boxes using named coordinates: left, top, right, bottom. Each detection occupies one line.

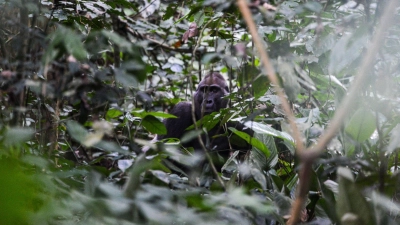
left=263, top=3, right=277, bottom=11
left=182, top=22, right=198, bottom=43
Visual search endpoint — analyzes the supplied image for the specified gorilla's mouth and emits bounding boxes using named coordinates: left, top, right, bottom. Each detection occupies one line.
left=203, top=107, right=215, bottom=113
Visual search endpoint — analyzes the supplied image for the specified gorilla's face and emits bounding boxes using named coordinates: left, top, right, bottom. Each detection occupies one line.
left=194, top=72, right=229, bottom=118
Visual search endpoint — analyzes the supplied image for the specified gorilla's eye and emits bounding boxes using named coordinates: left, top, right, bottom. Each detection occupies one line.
left=210, top=86, right=220, bottom=93
left=199, top=85, right=220, bottom=93
left=199, top=86, right=208, bottom=93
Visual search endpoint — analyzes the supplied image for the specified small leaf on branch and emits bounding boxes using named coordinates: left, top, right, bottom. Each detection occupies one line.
left=182, top=22, right=198, bottom=43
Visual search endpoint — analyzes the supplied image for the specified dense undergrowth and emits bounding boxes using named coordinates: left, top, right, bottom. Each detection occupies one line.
left=0, top=0, right=400, bottom=224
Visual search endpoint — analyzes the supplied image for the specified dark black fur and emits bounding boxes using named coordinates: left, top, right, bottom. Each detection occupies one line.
left=158, top=72, right=252, bottom=160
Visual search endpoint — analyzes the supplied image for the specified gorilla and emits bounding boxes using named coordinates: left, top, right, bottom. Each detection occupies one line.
left=157, top=72, right=253, bottom=169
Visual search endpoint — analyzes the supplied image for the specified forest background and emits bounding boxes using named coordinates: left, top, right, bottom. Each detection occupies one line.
left=0, top=0, right=400, bottom=224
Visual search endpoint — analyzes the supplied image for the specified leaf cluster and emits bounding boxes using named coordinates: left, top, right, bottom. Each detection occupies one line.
left=0, top=0, right=400, bottom=224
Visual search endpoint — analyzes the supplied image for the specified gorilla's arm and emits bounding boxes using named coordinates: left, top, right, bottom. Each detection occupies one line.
left=158, top=102, right=193, bottom=140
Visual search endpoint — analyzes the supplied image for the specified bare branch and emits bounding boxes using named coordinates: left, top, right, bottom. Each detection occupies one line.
left=236, top=0, right=305, bottom=154
left=238, top=0, right=400, bottom=224
left=288, top=0, right=400, bottom=224
left=188, top=19, right=226, bottom=189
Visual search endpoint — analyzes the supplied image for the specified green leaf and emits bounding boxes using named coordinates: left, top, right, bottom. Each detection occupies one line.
left=253, top=75, right=270, bottom=98
left=229, top=128, right=270, bottom=157
left=276, top=59, right=299, bottom=101
left=124, top=155, right=156, bottom=198
left=174, top=4, right=202, bottom=24
left=3, top=127, right=34, bottom=146
left=66, top=120, right=88, bottom=143
left=387, top=124, right=400, bottom=154
left=120, top=60, right=145, bottom=71
left=101, top=30, right=132, bottom=49
left=117, top=159, right=133, bottom=173
left=114, top=68, right=138, bottom=88
left=163, top=3, right=177, bottom=20
left=249, top=147, right=267, bottom=170
left=345, top=108, right=376, bottom=142
left=121, top=59, right=147, bottom=82
left=94, top=140, right=129, bottom=154
left=309, top=33, right=336, bottom=56
left=244, top=121, right=294, bottom=143
left=181, top=129, right=204, bottom=144
left=238, top=64, right=260, bottom=87
left=323, top=75, right=347, bottom=91
left=150, top=170, right=170, bottom=184
left=61, top=27, right=87, bottom=60
left=329, top=29, right=369, bottom=75
left=201, top=53, right=221, bottom=64
left=251, top=168, right=267, bottom=190
left=146, top=112, right=177, bottom=119
left=106, top=108, right=123, bottom=121
left=0, top=159, right=39, bottom=225
left=142, top=115, right=167, bottom=135
left=336, top=167, right=375, bottom=225
left=186, top=114, right=219, bottom=131
left=272, top=192, right=292, bottom=218
left=66, top=121, right=108, bottom=147
left=370, top=191, right=400, bottom=217
left=193, top=10, right=205, bottom=27
left=303, top=2, right=323, bottom=13
left=255, top=132, right=278, bottom=168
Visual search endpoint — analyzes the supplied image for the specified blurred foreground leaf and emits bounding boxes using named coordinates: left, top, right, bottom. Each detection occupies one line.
left=345, top=108, right=376, bottom=142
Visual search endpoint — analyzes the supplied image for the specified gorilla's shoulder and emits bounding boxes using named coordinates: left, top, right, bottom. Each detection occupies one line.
left=170, top=101, right=192, bottom=115
left=175, top=101, right=192, bottom=107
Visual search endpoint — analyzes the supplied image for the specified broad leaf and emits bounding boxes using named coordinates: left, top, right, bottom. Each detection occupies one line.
left=229, top=128, right=270, bottom=157
left=329, top=29, right=369, bottom=75
left=142, top=115, right=167, bottom=135
left=118, top=159, right=134, bottom=172
left=244, top=121, right=294, bottom=143
left=386, top=124, right=400, bottom=154
left=337, top=167, right=375, bottom=225
left=66, top=120, right=89, bottom=143
left=253, top=75, right=270, bottom=98
left=146, top=112, right=177, bottom=119
left=106, top=108, right=123, bottom=121
left=3, top=127, right=34, bottom=146
left=345, top=108, right=376, bottom=142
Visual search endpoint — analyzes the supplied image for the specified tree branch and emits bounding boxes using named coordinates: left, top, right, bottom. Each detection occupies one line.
left=237, top=0, right=305, bottom=154
left=289, top=0, right=400, bottom=224
left=237, top=0, right=400, bottom=224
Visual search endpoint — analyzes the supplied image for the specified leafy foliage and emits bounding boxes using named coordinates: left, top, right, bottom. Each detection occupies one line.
left=0, top=0, right=400, bottom=224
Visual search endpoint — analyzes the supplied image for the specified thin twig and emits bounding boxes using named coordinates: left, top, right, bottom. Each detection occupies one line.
left=188, top=19, right=226, bottom=189
left=237, top=1, right=305, bottom=221
left=131, top=0, right=158, bottom=18
left=127, top=27, right=206, bottom=54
